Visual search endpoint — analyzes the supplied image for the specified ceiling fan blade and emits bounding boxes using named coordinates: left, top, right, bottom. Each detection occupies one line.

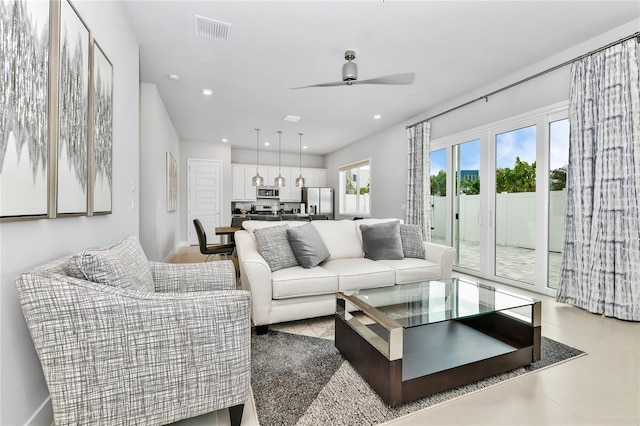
left=290, top=80, right=347, bottom=89
left=352, top=72, right=415, bottom=85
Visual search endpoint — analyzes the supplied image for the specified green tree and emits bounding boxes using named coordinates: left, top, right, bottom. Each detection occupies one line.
left=496, top=157, right=536, bottom=193
left=460, top=178, right=480, bottom=195
left=549, top=166, right=567, bottom=191
left=430, top=170, right=447, bottom=196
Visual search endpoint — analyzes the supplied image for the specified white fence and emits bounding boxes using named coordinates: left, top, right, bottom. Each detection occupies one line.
left=431, top=190, right=566, bottom=252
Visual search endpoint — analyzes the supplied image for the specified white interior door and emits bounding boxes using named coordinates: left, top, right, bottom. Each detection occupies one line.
left=187, top=159, right=223, bottom=246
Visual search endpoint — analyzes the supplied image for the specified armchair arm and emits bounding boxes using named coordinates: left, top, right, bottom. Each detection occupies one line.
left=423, top=242, right=456, bottom=279
left=150, top=260, right=236, bottom=292
left=15, top=272, right=250, bottom=426
left=234, top=231, right=273, bottom=326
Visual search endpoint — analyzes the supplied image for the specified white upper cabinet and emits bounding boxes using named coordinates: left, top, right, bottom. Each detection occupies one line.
left=231, top=164, right=327, bottom=201
left=232, top=164, right=257, bottom=201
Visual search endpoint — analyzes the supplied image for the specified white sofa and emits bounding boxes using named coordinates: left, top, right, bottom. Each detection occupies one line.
left=235, top=218, right=456, bottom=332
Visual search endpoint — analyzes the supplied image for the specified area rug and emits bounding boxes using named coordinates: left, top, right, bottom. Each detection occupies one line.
left=251, top=324, right=585, bottom=426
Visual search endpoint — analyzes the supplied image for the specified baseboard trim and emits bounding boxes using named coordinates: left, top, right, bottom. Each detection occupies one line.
left=25, top=396, right=52, bottom=426
left=163, top=241, right=190, bottom=262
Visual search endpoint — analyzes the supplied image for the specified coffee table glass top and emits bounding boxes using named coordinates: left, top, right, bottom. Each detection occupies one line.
left=343, top=278, right=536, bottom=328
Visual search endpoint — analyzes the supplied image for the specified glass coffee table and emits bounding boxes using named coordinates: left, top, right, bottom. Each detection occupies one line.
left=335, top=278, right=541, bottom=407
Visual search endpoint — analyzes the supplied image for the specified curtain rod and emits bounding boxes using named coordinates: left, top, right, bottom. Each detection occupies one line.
left=406, top=31, right=640, bottom=129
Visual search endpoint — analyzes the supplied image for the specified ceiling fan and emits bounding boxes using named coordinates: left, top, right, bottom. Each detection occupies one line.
left=291, top=50, right=415, bottom=89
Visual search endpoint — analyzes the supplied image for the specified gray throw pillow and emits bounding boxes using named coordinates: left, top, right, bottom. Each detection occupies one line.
left=254, top=224, right=299, bottom=272
left=73, top=236, right=155, bottom=292
left=286, top=223, right=330, bottom=268
left=400, top=224, right=426, bottom=259
left=359, top=221, right=404, bottom=260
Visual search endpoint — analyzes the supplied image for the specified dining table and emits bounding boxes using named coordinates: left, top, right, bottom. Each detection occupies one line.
left=215, top=226, right=241, bottom=244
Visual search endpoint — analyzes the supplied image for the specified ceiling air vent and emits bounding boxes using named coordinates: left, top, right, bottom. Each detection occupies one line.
left=195, top=15, right=231, bottom=41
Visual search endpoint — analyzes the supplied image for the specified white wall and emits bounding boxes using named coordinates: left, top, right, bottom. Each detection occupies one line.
left=231, top=148, right=324, bottom=168
left=180, top=140, right=233, bottom=243
left=324, top=19, right=639, bottom=220
left=0, top=2, right=140, bottom=425
left=325, top=123, right=408, bottom=220
left=139, top=83, right=181, bottom=261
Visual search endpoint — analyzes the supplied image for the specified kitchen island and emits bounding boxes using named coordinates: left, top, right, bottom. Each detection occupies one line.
left=231, top=213, right=320, bottom=221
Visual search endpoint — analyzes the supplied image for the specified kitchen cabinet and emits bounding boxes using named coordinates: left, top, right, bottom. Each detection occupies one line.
left=231, top=164, right=327, bottom=201
left=301, top=168, right=327, bottom=187
left=231, top=164, right=257, bottom=201
left=313, top=169, right=327, bottom=187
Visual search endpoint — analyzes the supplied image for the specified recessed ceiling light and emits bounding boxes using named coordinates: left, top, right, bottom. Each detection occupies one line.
left=221, top=138, right=228, bottom=143
left=264, top=142, right=270, bottom=146
left=168, top=74, right=180, bottom=81
left=283, top=115, right=301, bottom=122
left=374, top=114, right=382, bottom=120
left=302, top=146, right=308, bottom=150
left=201, top=88, right=213, bottom=96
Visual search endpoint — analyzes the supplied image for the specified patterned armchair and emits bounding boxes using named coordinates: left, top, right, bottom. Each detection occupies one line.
left=15, top=236, right=250, bottom=426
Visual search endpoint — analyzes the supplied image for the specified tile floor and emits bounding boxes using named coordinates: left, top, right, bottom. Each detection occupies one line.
left=170, top=246, right=640, bottom=426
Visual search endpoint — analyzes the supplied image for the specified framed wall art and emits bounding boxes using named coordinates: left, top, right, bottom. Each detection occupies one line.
left=0, top=0, right=50, bottom=219
left=57, top=0, right=89, bottom=215
left=167, top=152, right=177, bottom=212
left=91, top=41, right=113, bottom=214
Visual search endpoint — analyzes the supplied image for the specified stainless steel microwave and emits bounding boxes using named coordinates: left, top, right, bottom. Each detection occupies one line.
left=256, top=186, right=280, bottom=199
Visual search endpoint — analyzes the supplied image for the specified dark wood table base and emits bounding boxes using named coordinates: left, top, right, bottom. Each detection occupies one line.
left=335, top=303, right=541, bottom=407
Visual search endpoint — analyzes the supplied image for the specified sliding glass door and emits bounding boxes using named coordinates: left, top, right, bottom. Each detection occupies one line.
left=494, top=125, right=537, bottom=284
left=429, top=104, right=569, bottom=295
left=453, top=139, right=481, bottom=273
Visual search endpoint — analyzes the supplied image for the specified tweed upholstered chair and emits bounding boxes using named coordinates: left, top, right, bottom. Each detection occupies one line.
left=15, top=236, right=250, bottom=426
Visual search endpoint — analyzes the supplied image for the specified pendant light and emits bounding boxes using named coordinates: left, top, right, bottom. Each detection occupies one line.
left=251, top=128, right=264, bottom=186
left=295, top=132, right=306, bottom=187
left=274, top=131, right=286, bottom=187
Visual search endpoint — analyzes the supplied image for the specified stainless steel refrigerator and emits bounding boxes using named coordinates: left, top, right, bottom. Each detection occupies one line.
left=302, top=187, right=334, bottom=219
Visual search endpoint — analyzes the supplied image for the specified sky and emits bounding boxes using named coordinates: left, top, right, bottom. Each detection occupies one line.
left=430, top=119, right=569, bottom=175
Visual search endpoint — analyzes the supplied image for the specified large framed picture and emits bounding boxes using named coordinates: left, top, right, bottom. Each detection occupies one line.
left=57, top=0, right=89, bottom=215
left=0, top=0, right=50, bottom=219
left=167, top=152, right=177, bottom=212
left=91, top=41, right=113, bottom=214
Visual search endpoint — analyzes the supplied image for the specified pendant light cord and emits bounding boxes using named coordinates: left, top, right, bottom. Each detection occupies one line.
left=255, top=128, right=260, bottom=173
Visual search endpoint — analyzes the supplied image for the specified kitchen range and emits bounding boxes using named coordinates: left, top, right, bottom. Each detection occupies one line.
left=231, top=186, right=335, bottom=220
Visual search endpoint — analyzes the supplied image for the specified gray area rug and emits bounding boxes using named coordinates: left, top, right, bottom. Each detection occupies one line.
left=251, top=327, right=585, bottom=426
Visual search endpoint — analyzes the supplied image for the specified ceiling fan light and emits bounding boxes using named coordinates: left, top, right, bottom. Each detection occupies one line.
left=343, top=61, right=357, bottom=81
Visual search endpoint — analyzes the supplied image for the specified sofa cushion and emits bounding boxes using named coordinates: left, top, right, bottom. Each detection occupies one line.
left=355, top=218, right=404, bottom=243
left=321, top=258, right=396, bottom=292
left=311, top=220, right=363, bottom=260
left=242, top=220, right=306, bottom=242
left=253, top=224, right=299, bottom=272
left=399, top=224, right=426, bottom=259
left=271, top=266, right=339, bottom=299
left=73, top=236, right=155, bottom=292
left=359, top=221, right=404, bottom=260
left=286, top=223, right=330, bottom=268
left=378, top=258, right=442, bottom=284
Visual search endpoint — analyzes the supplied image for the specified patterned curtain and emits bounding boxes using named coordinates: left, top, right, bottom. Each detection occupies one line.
left=557, top=38, right=640, bottom=321
left=406, top=121, right=431, bottom=240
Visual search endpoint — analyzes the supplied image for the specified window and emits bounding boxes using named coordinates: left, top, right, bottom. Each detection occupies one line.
left=339, top=160, right=370, bottom=215
left=428, top=102, right=569, bottom=295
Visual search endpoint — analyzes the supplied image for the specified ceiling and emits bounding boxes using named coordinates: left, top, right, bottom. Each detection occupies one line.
left=121, top=1, right=639, bottom=155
